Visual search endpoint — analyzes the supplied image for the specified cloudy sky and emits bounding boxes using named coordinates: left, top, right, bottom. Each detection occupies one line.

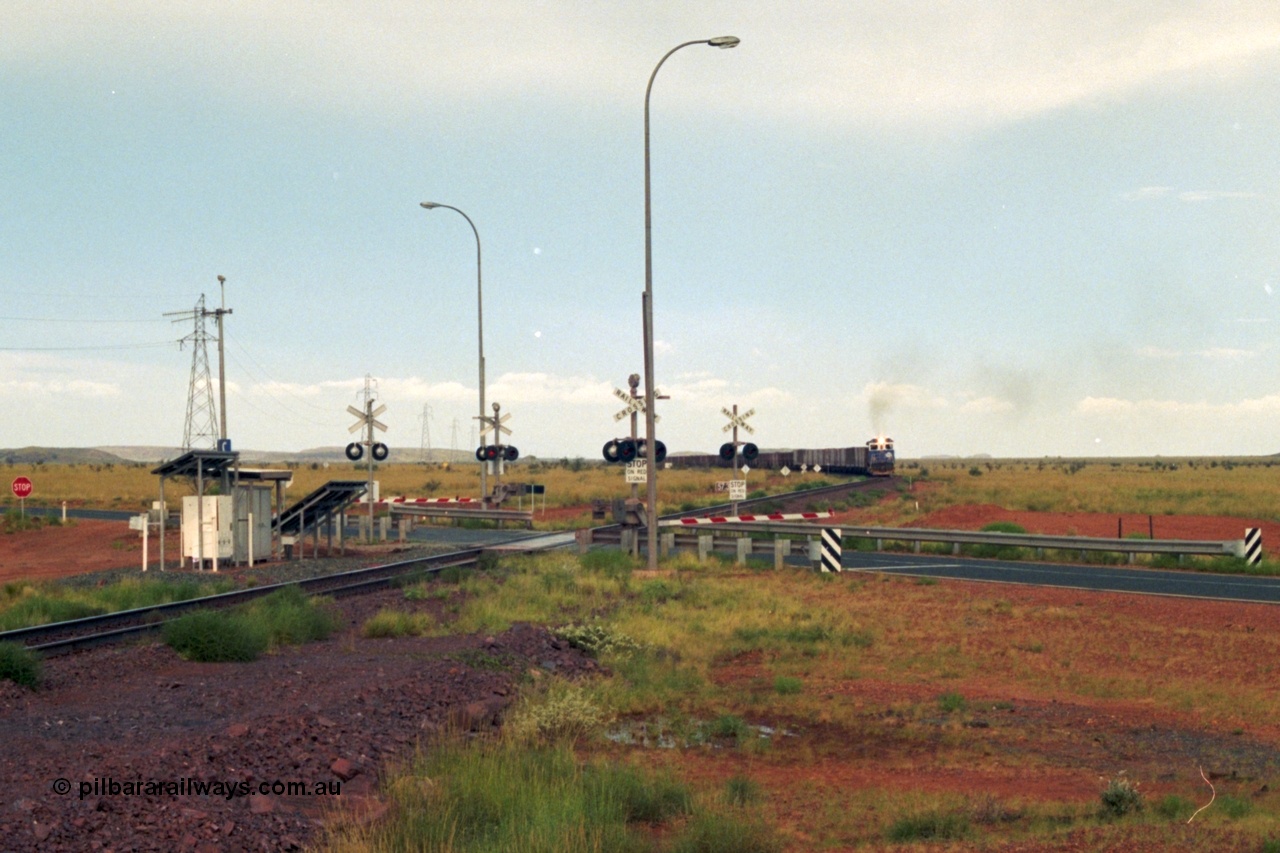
left=3, top=2, right=1278, bottom=459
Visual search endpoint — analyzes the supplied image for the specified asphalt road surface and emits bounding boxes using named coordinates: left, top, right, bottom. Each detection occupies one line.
left=843, top=550, right=1280, bottom=605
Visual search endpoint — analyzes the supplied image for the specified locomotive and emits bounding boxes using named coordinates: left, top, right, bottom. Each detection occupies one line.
left=666, top=437, right=895, bottom=477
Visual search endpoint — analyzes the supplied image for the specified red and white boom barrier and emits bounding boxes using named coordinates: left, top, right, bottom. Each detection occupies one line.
left=661, top=510, right=835, bottom=526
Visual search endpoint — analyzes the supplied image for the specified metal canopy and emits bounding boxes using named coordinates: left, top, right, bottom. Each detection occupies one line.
left=151, top=449, right=239, bottom=479
left=234, top=468, right=294, bottom=484
left=277, top=480, right=367, bottom=536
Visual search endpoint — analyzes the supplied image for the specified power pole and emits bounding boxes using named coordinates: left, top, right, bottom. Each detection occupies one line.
left=419, top=403, right=433, bottom=462
left=213, top=276, right=233, bottom=443
left=165, top=295, right=218, bottom=451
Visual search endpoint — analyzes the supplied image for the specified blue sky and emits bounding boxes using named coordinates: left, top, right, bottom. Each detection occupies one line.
left=2, top=2, right=1278, bottom=459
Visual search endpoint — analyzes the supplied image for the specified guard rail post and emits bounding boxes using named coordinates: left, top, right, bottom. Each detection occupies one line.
left=773, top=538, right=790, bottom=570
left=736, top=536, right=750, bottom=565
left=698, top=534, right=713, bottom=563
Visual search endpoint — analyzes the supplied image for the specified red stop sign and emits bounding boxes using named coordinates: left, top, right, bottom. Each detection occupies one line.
left=11, top=477, right=32, bottom=498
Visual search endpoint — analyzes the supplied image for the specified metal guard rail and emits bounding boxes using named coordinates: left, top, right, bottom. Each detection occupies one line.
left=597, top=522, right=1245, bottom=559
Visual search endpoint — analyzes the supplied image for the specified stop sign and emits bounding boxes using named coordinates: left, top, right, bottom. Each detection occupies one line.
left=11, top=477, right=32, bottom=498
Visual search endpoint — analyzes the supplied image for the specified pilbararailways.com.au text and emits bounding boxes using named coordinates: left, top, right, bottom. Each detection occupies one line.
left=52, top=777, right=342, bottom=801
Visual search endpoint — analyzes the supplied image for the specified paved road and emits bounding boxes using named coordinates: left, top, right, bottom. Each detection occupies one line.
left=20, top=506, right=134, bottom=522
left=844, top=550, right=1280, bottom=605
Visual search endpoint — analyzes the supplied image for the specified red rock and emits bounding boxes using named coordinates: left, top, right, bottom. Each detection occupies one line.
left=330, top=758, right=359, bottom=781
left=226, top=723, right=249, bottom=738
left=247, top=795, right=274, bottom=815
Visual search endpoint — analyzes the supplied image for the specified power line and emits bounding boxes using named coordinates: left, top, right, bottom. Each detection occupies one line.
left=0, top=341, right=176, bottom=351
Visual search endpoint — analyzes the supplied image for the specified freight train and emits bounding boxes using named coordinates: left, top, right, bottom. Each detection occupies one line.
left=666, top=437, right=895, bottom=477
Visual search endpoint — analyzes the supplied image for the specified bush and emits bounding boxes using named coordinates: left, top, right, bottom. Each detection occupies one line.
left=1099, top=775, right=1143, bottom=817
left=554, top=620, right=644, bottom=659
left=163, top=586, right=335, bottom=662
left=0, top=641, right=41, bottom=688
left=361, top=609, right=434, bottom=638
left=164, top=610, right=269, bottom=662
left=724, top=774, right=762, bottom=806
left=773, top=676, right=802, bottom=695
left=669, top=809, right=781, bottom=853
left=504, top=680, right=613, bottom=744
left=246, top=585, right=339, bottom=645
left=887, top=810, right=970, bottom=841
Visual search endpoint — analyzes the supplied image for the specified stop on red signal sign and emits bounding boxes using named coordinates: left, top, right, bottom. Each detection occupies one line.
left=11, top=477, right=32, bottom=498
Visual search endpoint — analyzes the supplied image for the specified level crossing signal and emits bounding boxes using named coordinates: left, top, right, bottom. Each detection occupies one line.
left=603, top=438, right=666, bottom=464
left=719, top=406, right=758, bottom=462
left=476, top=444, right=519, bottom=462
left=475, top=402, right=517, bottom=464
left=346, top=403, right=389, bottom=461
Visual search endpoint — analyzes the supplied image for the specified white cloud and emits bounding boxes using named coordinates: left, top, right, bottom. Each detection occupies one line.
left=1178, top=190, right=1261, bottom=202
left=5, top=3, right=1277, bottom=130
left=1077, top=394, right=1280, bottom=417
left=1122, top=186, right=1174, bottom=201
left=1196, top=347, right=1256, bottom=361
left=0, top=379, right=121, bottom=398
left=1136, top=345, right=1180, bottom=359
left=959, top=396, right=1016, bottom=414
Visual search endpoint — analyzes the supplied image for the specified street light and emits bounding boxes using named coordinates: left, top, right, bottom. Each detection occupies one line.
left=419, top=201, right=488, bottom=501
left=642, top=36, right=740, bottom=569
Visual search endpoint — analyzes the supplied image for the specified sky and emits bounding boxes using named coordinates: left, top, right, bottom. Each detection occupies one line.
left=2, top=1, right=1279, bottom=460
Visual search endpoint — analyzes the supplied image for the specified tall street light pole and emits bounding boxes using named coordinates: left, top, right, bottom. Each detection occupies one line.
left=643, top=35, right=740, bottom=570
left=420, top=202, right=487, bottom=501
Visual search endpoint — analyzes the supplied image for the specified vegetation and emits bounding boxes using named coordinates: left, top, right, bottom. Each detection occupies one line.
left=163, top=585, right=337, bottom=662
left=0, top=641, right=41, bottom=688
left=317, top=548, right=1280, bottom=850
left=0, top=576, right=237, bottom=632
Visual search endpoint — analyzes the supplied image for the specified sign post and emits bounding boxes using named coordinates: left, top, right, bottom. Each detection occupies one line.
left=348, top=399, right=388, bottom=542
left=11, top=476, right=32, bottom=520
left=720, top=405, right=755, bottom=515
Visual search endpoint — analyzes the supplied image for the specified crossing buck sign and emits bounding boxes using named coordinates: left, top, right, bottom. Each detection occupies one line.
left=721, top=406, right=754, bottom=436
left=613, top=386, right=661, bottom=423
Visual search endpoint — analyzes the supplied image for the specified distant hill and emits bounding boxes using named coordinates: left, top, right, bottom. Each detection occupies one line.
left=0, top=446, right=136, bottom=465
left=1, top=446, right=478, bottom=466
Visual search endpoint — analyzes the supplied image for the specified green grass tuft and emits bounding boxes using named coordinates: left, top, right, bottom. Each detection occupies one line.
left=0, top=641, right=42, bottom=688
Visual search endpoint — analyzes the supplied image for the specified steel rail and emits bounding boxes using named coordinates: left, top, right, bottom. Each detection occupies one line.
left=2, top=547, right=486, bottom=655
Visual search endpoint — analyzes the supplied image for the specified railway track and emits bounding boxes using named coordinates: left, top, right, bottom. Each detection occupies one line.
left=1, top=546, right=491, bottom=656
left=1, top=479, right=891, bottom=656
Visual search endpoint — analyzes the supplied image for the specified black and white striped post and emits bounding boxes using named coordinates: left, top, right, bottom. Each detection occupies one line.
left=1244, top=528, right=1262, bottom=566
left=821, top=527, right=842, bottom=573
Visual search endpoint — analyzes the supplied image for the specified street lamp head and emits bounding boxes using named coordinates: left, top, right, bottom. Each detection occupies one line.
left=419, top=202, right=440, bottom=210
left=707, top=36, right=740, bottom=49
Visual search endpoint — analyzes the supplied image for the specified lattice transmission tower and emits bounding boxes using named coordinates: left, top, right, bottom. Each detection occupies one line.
left=419, top=403, right=433, bottom=461
left=165, top=294, right=219, bottom=451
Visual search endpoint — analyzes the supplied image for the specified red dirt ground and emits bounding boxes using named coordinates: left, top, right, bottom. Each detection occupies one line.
left=3, top=506, right=1278, bottom=850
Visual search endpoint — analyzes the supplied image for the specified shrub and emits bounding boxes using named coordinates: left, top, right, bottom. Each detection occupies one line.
left=0, top=641, right=41, bottom=688
left=887, top=810, right=970, bottom=842
left=1154, top=794, right=1193, bottom=820
left=504, top=680, right=613, bottom=744
left=245, top=585, right=338, bottom=646
left=704, top=714, right=750, bottom=741
left=724, top=774, right=762, bottom=806
left=938, top=692, right=966, bottom=713
left=361, top=609, right=434, bottom=638
left=773, top=676, right=802, bottom=695
left=1099, top=775, right=1143, bottom=817
left=669, top=809, right=781, bottom=853
left=164, top=610, right=269, bottom=662
left=554, top=620, right=644, bottom=659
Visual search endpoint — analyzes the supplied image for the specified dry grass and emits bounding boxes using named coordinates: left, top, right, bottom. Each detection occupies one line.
left=907, top=457, right=1280, bottom=519
left=0, top=459, right=819, bottom=518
